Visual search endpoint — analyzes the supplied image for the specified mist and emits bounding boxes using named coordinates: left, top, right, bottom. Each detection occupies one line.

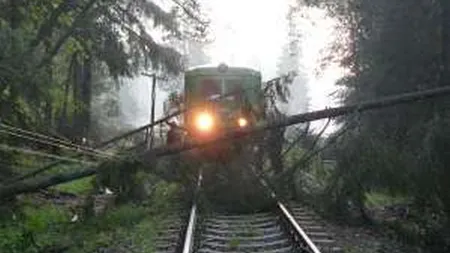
left=118, top=76, right=169, bottom=128
left=113, top=2, right=344, bottom=135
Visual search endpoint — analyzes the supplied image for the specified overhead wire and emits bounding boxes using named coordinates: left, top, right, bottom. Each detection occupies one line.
left=0, top=144, right=98, bottom=165
left=3, top=85, right=450, bottom=199
left=77, top=75, right=279, bottom=151
left=0, top=123, right=76, bottom=146
left=2, top=72, right=295, bottom=184
left=0, top=123, right=114, bottom=158
left=0, top=129, right=115, bottom=159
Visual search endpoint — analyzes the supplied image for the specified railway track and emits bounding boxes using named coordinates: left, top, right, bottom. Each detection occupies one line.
left=153, top=210, right=188, bottom=253
left=195, top=210, right=307, bottom=253
left=156, top=170, right=344, bottom=253
left=153, top=207, right=341, bottom=252
left=286, top=202, right=342, bottom=253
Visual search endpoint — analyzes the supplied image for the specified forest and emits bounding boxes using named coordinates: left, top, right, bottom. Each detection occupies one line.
left=298, top=0, right=450, bottom=252
left=1, top=0, right=450, bottom=252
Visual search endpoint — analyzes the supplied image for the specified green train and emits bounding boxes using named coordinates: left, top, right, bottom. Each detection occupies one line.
left=166, top=63, right=266, bottom=160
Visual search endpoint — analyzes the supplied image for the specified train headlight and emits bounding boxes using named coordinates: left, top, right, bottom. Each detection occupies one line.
left=238, top=117, right=248, bottom=128
left=195, top=112, right=214, bottom=132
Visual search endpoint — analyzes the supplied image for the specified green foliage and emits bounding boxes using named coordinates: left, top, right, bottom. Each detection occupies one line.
left=150, top=181, right=181, bottom=213
left=67, top=204, right=156, bottom=252
left=86, top=204, right=147, bottom=230
left=284, top=146, right=333, bottom=205
left=95, top=154, right=148, bottom=203
left=0, top=0, right=209, bottom=158
left=0, top=204, right=67, bottom=253
left=294, top=0, right=450, bottom=249
left=0, top=177, right=182, bottom=253
left=0, top=226, right=35, bottom=253
left=22, top=205, right=66, bottom=232
left=67, top=179, right=182, bottom=252
left=54, top=176, right=94, bottom=195
left=365, top=192, right=410, bottom=209
left=200, top=148, right=276, bottom=213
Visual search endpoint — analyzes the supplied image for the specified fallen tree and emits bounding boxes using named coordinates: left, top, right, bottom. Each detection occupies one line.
left=7, top=73, right=293, bottom=184
left=2, top=85, right=450, bottom=200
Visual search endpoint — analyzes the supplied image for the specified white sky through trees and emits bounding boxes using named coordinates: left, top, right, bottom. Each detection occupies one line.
left=203, top=0, right=345, bottom=132
left=121, top=0, right=346, bottom=133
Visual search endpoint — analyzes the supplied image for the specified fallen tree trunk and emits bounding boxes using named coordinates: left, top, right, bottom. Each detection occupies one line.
left=2, top=86, right=450, bottom=200
left=0, top=169, right=96, bottom=200
left=7, top=77, right=284, bottom=183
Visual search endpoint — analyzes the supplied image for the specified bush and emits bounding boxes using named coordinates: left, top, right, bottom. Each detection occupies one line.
left=54, top=176, right=94, bottom=195
left=0, top=204, right=68, bottom=253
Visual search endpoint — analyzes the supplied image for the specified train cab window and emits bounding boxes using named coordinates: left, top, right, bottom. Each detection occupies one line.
left=199, top=78, right=221, bottom=99
left=225, top=79, right=244, bottom=101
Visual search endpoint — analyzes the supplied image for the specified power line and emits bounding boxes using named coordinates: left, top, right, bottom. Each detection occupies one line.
left=2, top=85, right=450, bottom=199
left=0, top=123, right=112, bottom=158
left=0, top=144, right=97, bottom=166
left=102, top=72, right=294, bottom=146
left=139, top=85, right=450, bottom=159
left=0, top=129, right=114, bottom=159
left=5, top=72, right=296, bottom=183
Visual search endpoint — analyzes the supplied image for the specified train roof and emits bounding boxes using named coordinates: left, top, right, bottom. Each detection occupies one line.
left=185, top=63, right=261, bottom=76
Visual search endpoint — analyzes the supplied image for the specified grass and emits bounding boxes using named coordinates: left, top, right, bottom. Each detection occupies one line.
left=0, top=178, right=181, bottom=253
left=53, top=176, right=94, bottom=195
left=0, top=203, right=69, bottom=253
left=365, top=192, right=410, bottom=209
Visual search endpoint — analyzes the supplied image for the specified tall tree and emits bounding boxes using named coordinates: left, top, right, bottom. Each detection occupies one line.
left=0, top=0, right=209, bottom=183
left=296, top=0, right=450, bottom=248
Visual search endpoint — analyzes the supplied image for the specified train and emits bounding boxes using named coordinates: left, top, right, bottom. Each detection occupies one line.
left=164, top=63, right=266, bottom=161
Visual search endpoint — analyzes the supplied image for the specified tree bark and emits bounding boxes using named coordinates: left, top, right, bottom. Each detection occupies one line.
left=71, top=54, right=92, bottom=142
left=3, top=86, right=450, bottom=199
left=0, top=168, right=97, bottom=201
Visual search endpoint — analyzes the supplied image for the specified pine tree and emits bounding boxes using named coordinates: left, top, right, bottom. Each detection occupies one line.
left=277, top=5, right=310, bottom=114
left=277, top=4, right=310, bottom=139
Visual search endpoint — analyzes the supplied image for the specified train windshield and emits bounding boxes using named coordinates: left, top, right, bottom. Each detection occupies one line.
left=198, top=77, right=247, bottom=101
left=224, top=78, right=245, bottom=101
left=199, top=78, right=221, bottom=99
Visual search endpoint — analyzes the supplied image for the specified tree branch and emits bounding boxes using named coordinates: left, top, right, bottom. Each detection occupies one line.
left=0, top=168, right=96, bottom=201
left=28, top=1, right=72, bottom=52
left=35, top=0, right=98, bottom=70
left=3, top=86, right=450, bottom=199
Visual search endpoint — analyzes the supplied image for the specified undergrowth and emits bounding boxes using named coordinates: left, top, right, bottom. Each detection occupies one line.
left=0, top=178, right=182, bottom=253
left=54, top=176, right=94, bottom=195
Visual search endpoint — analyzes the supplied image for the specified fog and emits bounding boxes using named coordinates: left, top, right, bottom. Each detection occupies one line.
left=116, top=1, right=345, bottom=134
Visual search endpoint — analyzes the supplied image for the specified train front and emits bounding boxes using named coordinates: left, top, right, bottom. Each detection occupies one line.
left=183, top=64, right=263, bottom=161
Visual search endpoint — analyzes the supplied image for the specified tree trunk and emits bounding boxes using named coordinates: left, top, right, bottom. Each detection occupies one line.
left=58, top=55, right=76, bottom=137
left=267, top=111, right=285, bottom=174
left=71, top=54, right=92, bottom=143
left=4, top=86, right=450, bottom=200
left=268, top=128, right=284, bottom=174
left=8, top=0, right=23, bottom=29
left=441, top=0, right=450, bottom=77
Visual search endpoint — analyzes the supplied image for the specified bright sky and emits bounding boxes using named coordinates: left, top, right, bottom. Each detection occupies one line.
left=202, top=0, right=346, bottom=132
left=122, top=0, right=347, bottom=134
left=203, top=0, right=287, bottom=79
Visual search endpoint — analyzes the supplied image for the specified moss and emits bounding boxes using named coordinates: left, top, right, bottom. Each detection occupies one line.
left=0, top=204, right=69, bottom=253
left=365, top=192, right=410, bottom=209
left=53, top=176, right=94, bottom=194
left=0, top=176, right=182, bottom=253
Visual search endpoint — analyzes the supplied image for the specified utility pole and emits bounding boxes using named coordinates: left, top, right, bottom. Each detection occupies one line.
left=142, top=72, right=158, bottom=149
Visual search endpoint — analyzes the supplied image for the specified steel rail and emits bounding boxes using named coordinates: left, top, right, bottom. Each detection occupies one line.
left=277, top=201, right=321, bottom=253
left=181, top=169, right=203, bottom=253
left=256, top=171, right=321, bottom=253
